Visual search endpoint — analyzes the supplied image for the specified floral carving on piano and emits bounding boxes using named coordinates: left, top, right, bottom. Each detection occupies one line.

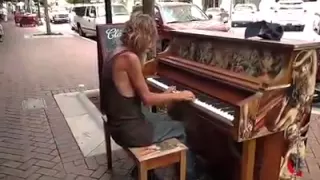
left=239, top=98, right=261, bottom=139
left=172, top=37, right=285, bottom=79
left=174, top=38, right=196, bottom=61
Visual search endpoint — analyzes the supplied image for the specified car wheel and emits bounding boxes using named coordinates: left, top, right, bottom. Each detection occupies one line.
left=78, top=25, right=86, bottom=37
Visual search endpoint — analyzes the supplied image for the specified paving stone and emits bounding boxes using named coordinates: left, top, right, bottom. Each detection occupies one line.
left=76, top=176, right=96, bottom=180
left=2, top=161, right=23, bottom=168
left=26, top=173, right=42, bottom=180
left=38, top=176, right=60, bottom=180
left=90, top=166, right=107, bottom=179
left=36, top=168, right=58, bottom=176
left=35, top=160, right=57, bottom=168
left=19, top=159, right=39, bottom=170
left=84, top=157, right=99, bottom=170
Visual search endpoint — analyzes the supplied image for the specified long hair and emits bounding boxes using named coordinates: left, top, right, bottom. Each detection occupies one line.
left=120, top=13, right=158, bottom=58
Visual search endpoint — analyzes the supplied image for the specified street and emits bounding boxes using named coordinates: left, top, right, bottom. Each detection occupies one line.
left=42, top=13, right=320, bottom=43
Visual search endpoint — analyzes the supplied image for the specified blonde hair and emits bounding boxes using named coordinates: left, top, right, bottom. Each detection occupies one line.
left=120, top=13, right=158, bottom=57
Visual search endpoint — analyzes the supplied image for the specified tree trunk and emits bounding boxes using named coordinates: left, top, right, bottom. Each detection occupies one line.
left=142, top=0, right=155, bottom=59
left=43, top=0, right=51, bottom=34
left=26, top=0, right=31, bottom=13
left=142, top=0, right=154, bottom=17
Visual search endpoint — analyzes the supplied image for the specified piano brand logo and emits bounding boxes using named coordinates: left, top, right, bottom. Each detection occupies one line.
left=105, top=28, right=123, bottom=40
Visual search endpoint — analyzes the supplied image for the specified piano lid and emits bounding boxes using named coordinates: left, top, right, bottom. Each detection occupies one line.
left=162, top=29, right=320, bottom=91
left=169, top=29, right=320, bottom=50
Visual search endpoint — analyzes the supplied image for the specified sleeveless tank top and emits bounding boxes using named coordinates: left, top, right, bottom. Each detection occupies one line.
left=101, top=48, right=153, bottom=148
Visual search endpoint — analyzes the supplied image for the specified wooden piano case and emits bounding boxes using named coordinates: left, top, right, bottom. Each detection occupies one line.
left=146, top=29, right=320, bottom=180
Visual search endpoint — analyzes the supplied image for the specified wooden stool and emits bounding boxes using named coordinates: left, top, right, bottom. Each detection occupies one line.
left=128, top=138, right=188, bottom=180
left=102, top=116, right=188, bottom=180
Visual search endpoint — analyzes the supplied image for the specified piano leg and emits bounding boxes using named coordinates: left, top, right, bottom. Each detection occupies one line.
left=241, top=139, right=256, bottom=180
left=259, top=132, right=284, bottom=180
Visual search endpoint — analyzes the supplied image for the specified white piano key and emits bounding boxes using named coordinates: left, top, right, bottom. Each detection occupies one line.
left=147, top=78, right=169, bottom=90
left=147, top=78, right=234, bottom=121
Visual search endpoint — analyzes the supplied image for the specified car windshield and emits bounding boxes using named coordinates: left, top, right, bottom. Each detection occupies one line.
left=97, top=5, right=129, bottom=16
left=207, top=8, right=220, bottom=13
left=234, top=5, right=254, bottom=11
left=161, top=4, right=208, bottom=23
left=52, top=8, right=67, bottom=12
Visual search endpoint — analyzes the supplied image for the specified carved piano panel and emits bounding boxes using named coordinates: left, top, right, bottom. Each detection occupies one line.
left=165, top=37, right=292, bottom=92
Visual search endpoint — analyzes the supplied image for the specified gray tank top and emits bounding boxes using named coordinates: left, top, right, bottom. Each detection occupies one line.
left=101, top=48, right=153, bottom=148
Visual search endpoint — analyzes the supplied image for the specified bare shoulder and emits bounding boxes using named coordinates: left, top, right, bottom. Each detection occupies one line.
left=117, top=51, right=140, bottom=67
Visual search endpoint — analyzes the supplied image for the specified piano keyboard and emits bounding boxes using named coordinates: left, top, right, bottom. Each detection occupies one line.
left=146, top=77, right=235, bottom=122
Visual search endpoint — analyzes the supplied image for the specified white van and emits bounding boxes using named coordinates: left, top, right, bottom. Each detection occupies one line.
left=73, top=3, right=130, bottom=37
left=272, top=0, right=307, bottom=31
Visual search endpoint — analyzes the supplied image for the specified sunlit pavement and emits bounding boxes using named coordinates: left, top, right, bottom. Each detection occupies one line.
left=36, top=20, right=78, bottom=36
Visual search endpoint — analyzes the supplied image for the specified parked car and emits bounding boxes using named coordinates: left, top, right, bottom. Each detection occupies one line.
left=271, top=0, right=307, bottom=31
left=231, top=3, right=258, bottom=27
left=73, top=3, right=130, bottom=37
left=69, top=4, right=84, bottom=30
left=132, top=2, right=230, bottom=50
left=49, top=7, right=69, bottom=24
left=205, top=7, right=229, bottom=23
left=313, top=12, right=320, bottom=34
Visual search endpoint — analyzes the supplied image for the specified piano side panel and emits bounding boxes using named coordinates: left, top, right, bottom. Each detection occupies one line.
left=237, top=90, right=287, bottom=141
left=236, top=48, right=317, bottom=143
left=238, top=48, right=317, bottom=179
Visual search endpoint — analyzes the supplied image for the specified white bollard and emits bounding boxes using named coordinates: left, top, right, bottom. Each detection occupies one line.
left=78, top=84, right=85, bottom=93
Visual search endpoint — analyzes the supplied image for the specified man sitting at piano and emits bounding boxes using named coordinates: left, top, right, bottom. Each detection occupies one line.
left=101, top=14, right=209, bottom=180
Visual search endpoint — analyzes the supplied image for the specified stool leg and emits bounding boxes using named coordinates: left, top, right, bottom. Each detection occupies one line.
left=104, top=121, right=112, bottom=170
left=138, top=164, right=148, bottom=180
left=180, top=151, right=187, bottom=180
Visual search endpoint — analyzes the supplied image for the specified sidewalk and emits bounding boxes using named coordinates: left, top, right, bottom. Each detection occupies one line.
left=0, top=20, right=320, bottom=180
left=0, top=21, right=131, bottom=180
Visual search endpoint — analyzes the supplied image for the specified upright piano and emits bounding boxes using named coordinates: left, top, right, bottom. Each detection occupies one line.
left=144, top=29, right=320, bottom=180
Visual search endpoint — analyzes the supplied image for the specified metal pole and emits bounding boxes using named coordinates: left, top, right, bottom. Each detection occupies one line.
left=142, top=0, right=154, bottom=16
left=37, top=0, right=42, bottom=25
left=229, top=0, right=233, bottom=27
left=105, top=0, right=112, bottom=24
left=142, top=0, right=155, bottom=59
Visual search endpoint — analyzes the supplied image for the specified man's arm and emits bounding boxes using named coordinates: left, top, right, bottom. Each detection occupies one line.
left=120, top=53, right=182, bottom=106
